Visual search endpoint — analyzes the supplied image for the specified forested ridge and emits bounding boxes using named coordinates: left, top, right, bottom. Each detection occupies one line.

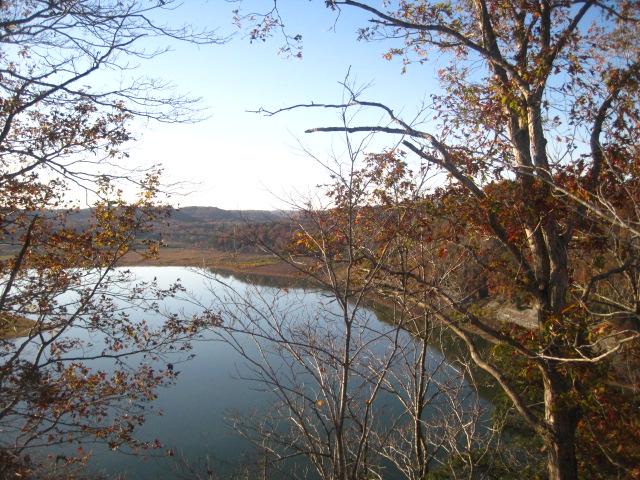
left=0, top=206, right=293, bottom=256
left=151, top=206, right=295, bottom=253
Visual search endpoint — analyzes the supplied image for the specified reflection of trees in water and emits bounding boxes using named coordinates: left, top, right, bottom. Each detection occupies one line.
left=206, top=267, right=319, bottom=291
left=371, top=302, right=499, bottom=403
left=199, top=269, right=496, bottom=480
left=211, top=267, right=497, bottom=402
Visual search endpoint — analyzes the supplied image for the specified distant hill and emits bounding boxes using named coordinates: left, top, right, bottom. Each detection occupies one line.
left=0, top=206, right=296, bottom=256
left=155, top=206, right=296, bottom=253
left=61, top=206, right=286, bottom=224
left=168, top=206, right=286, bottom=223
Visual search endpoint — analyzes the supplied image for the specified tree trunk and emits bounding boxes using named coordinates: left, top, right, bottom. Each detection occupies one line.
left=542, top=366, right=580, bottom=480
left=547, top=437, right=579, bottom=480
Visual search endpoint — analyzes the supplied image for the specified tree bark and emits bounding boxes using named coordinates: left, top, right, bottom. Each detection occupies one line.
left=542, top=366, right=580, bottom=480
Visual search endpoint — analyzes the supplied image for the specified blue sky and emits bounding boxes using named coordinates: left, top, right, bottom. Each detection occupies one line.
left=124, top=1, right=442, bottom=210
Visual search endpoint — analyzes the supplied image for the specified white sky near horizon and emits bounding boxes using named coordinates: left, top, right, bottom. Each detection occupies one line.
left=116, top=1, right=443, bottom=211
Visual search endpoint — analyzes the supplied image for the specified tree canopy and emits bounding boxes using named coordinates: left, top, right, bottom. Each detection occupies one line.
left=236, top=1, right=640, bottom=479
left=0, top=1, right=222, bottom=476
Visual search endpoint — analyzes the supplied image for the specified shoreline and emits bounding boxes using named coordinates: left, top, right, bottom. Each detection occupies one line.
left=119, top=247, right=301, bottom=278
left=122, top=247, right=537, bottom=335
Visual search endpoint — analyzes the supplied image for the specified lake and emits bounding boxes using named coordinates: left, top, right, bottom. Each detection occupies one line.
left=46, top=267, right=495, bottom=479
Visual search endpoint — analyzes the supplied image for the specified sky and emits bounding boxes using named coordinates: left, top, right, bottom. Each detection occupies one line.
left=120, top=1, right=443, bottom=210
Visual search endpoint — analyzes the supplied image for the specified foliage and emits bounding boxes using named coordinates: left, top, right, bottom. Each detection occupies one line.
left=238, top=1, right=640, bottom=479
left=0, top=1, right=222, bottom=476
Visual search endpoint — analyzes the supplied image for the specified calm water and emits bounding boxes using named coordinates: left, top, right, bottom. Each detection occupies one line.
left=43, top=267, right=493, bottom=479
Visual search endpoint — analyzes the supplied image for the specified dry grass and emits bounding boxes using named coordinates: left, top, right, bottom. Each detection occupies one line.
left=119, top=247, right=300, bottom=277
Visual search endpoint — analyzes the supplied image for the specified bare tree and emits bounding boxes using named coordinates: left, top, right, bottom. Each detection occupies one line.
left=192, top=123, right=492, bottom=479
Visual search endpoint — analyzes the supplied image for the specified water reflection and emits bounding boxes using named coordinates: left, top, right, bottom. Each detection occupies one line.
left=206, top=267, right=317, bottom=291
left=70, top=267, right=495, bottom=479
